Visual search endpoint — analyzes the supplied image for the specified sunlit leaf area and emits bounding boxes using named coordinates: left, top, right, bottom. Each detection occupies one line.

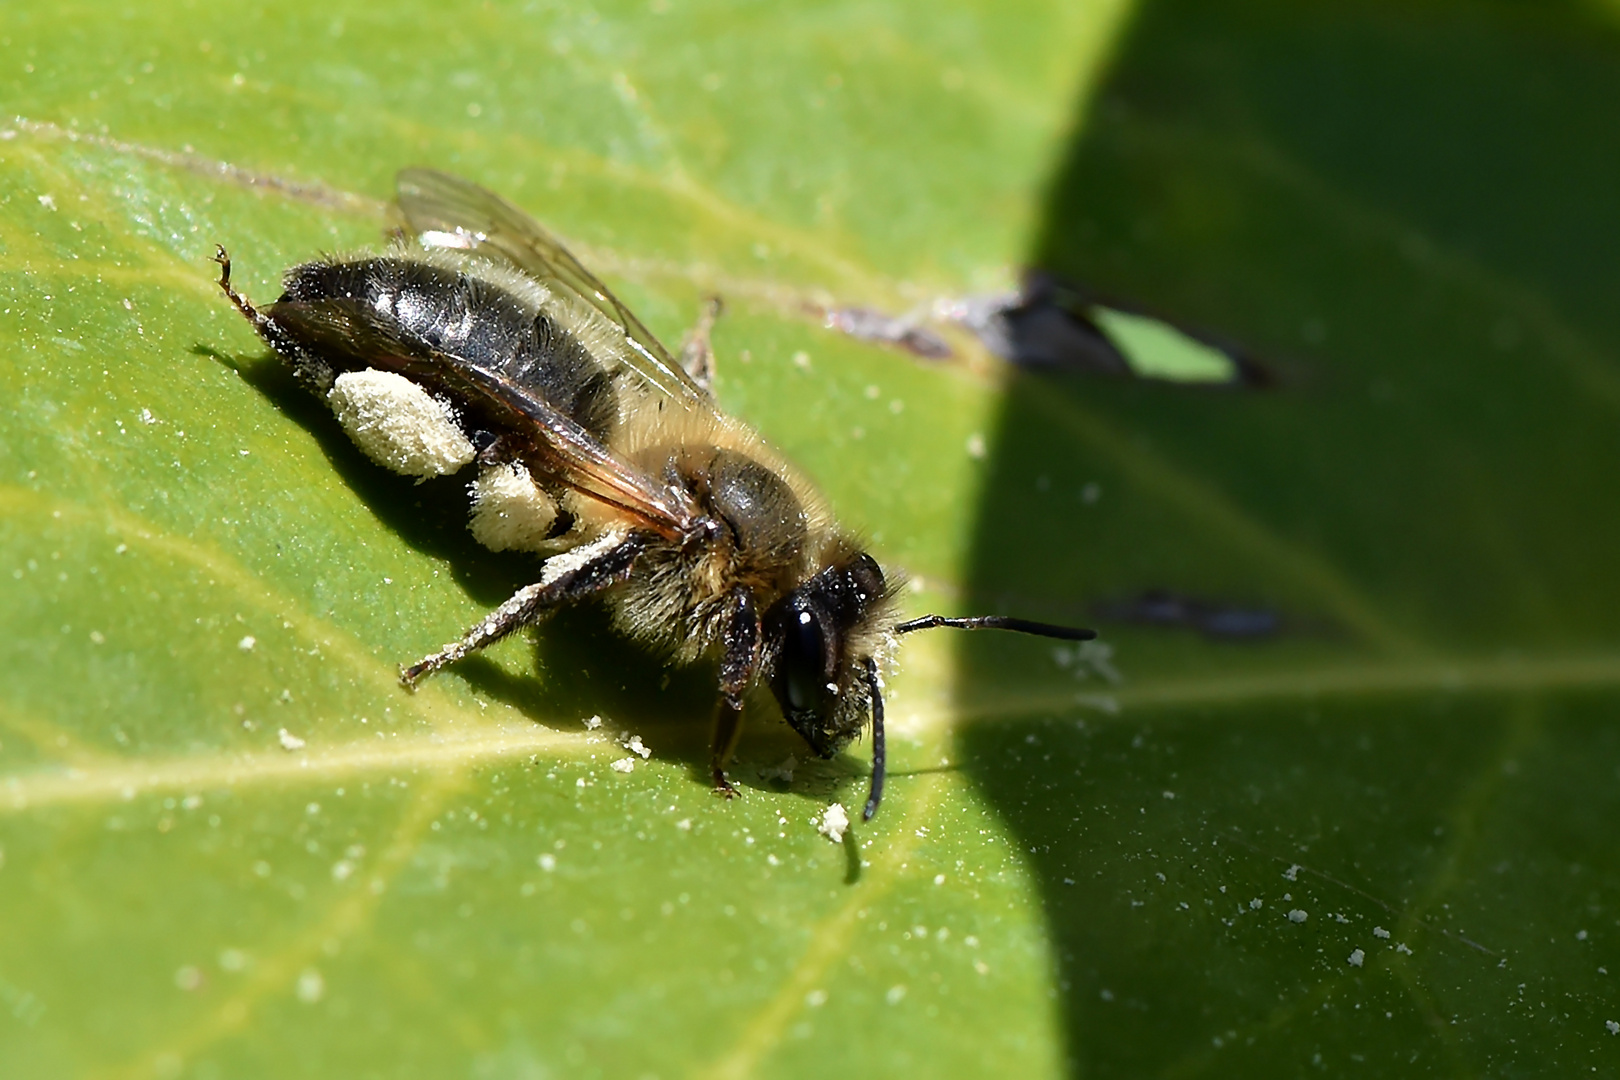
left=3, top=1, right=1619, bottom=1076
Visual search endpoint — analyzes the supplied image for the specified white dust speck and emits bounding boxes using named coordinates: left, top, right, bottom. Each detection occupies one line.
left=1578, top=929, right=1589, bottom=941
left=219, top=949, right=248, bottom=972
left=174, top=965, right=202, bottom=991
left=1162, top=790, right=1176, bottom=800
left=1348, top=949, right=1365, bottom=967
left=89, top=630, right=105, bottom=645
left=295, top=968, right=324, bottom=1004
left=966, top=432, right=987, bottom=459
left=238, top=635, right=256, bottom=651
left=675, top=818, right=692, bottom=831
left=1283, top=864, right=1301, bottom=881
left=1373, top=926, right=1390, bottom=939
left=933, top=874, right=946, bottom=886
left=139, top=408, right=156, bottom=424
left=1607, top=1020, right=1619, bottom=1036
left=538, top=853, right=557, bottom=872
left=1287, top=909, right=1308, bottom=923
left=1395, top=943, right=1413, bottom=955
left=277, top=728, right=306, bottom=751
left=818, top=803, right=851, bottom=843
left=583, top=715, right=603, bottom=730
left=885, top=984, right=907, bottom=1005
left=331, top=860, right=353, bottom=881
left=609, top=757, right=635, bottom=773
left=38, top=193, right=56, bottom=210
left=805, top=989, right=827, bottom=1008
left=1250, top=898, right=1263, bottom=910
left=792, top=350, right=811, bottom=370
left=622, top=734, right=651, bottom=759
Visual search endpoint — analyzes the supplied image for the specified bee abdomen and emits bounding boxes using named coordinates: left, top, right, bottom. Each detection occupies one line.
left=280, top=256, right=618, bottom=441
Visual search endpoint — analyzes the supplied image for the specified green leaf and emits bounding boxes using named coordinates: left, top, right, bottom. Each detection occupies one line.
left=3, top=1, right=1618, bottom=1077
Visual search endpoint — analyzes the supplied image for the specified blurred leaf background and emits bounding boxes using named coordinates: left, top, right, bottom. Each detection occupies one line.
left=2, top=0, right=1619, bottom=1076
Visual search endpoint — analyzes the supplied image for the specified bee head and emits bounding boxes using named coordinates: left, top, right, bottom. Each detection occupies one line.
left=764, top=551, right=894, bottom=758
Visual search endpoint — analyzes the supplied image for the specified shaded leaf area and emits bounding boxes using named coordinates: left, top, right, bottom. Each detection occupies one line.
left=961, top=0, right=1620, bottom=1074
left=0, top=0, right=1132, bottom=1076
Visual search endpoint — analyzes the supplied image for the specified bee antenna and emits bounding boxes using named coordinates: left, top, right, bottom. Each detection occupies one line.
left=894, top=614, right=1096, bottom=641
left=862, top=657, right=885, bottom=821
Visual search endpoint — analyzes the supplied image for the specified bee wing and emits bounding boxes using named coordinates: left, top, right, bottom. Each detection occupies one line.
left=269, top=297, right=709, bottom=540
left=395, top=168, right=713, bottom=409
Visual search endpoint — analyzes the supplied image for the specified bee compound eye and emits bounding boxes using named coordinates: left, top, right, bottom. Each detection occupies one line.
left=783, top=605, right=830, bottom=715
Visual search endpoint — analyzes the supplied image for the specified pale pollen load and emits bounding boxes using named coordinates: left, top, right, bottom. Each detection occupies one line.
left=469, top=461, right=559, bottom=552
left=326, top=368, right=475, bottom=479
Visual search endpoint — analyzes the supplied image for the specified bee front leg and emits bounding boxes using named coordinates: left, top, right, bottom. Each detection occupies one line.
left=400, top=531, right=647, bottom=687
left=710, top=585, right=761, bottom=798
left=710, top=700, right=744, bottom=799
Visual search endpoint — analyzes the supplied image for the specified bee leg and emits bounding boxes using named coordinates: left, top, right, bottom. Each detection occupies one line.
left=710, top=701, right=744, bottom=799
left=210, top=245, right=309, bottom=371
left=710, top=585, right=761, bottom=798
left=399, top=532, right=647, bottom=687
left=678, top=295, right=724, bottom=396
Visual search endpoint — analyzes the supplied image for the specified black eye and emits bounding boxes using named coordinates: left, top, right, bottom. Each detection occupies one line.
left=782, top=604, right=831, bottom=715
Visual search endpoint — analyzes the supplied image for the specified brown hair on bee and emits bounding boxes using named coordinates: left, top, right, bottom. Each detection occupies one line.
left=213, top=168, right=1093, bottom=820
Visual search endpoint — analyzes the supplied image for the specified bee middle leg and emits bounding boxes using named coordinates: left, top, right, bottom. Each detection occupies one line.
left=400, top=531, right=647, bottom=687
left=710, top=585, right=761, bottom=798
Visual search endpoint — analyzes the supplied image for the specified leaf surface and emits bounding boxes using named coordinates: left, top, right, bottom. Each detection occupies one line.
left=2, top=1, right=1618, bottom=1077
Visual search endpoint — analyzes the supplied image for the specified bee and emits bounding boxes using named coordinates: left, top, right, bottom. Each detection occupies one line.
left=213, top=169, right=1093, bottom=819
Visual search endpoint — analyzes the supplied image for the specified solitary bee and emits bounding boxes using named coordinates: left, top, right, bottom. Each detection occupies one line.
left=214, top=169, right=1092, bottom=819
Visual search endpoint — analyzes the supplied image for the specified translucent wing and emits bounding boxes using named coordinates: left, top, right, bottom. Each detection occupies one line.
left=395, top=168, right=712, bottom=409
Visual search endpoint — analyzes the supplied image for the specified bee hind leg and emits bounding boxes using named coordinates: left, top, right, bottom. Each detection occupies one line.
left=399, top=532, right=648, bottom=688
left=210, top=244, right=328, bottom=387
